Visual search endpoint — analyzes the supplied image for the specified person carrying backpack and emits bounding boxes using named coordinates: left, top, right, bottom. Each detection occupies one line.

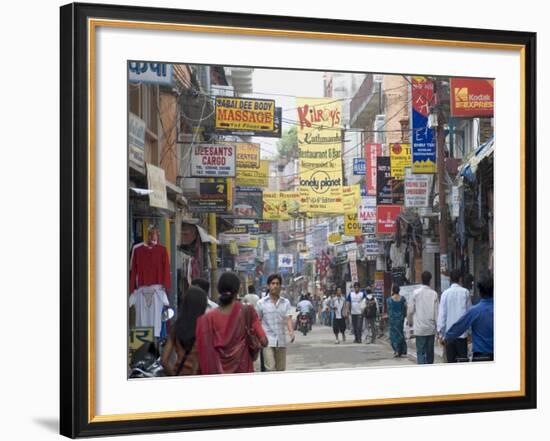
left=363, top=290, right=379, bottom=344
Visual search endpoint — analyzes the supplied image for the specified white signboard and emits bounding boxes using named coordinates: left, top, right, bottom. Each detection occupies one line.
left=191, top=144, right=236, bottom=177
left=146, top=163, right=168, bottom=209
left=129, top=113, right=146, bottom=166
left=129, top=62, right=173, bottom=85
left=348, top=250, right=358, bottom=283
left=278, top=254, right=294, bottom=268
left=404, top=168, right=431, bottom=207
left=364, top=234, right=379, bottom=255
left=451, top=185, right=461, bottom=219
left=358, top=196, right=377, bottom=224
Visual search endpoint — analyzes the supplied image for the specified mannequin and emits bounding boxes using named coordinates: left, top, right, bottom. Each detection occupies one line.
left=129, top=226, right=171, bottom=337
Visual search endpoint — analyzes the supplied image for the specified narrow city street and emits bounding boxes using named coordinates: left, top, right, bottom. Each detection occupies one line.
left=287, top=321, right=415, bottom=371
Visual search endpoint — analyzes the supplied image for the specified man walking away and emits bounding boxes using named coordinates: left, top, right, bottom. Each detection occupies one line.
left=363, top=290, right=379, bottom=344
left=437, top=269, right=472, bottom=362
left=445, top=273, right=494, bottom=362
left=407, top=271, right=439, bottom=364
left=346, top=282, right=366, bottom=343
left=257, top=274, right=295, bottom=371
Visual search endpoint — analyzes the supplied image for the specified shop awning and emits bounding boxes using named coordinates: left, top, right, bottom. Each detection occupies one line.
left=196, top=224, right=219, bottom=244
left=459, top=137, right=495, bottom=181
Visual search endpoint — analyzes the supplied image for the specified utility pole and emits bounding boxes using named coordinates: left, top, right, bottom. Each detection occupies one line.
left=434, top=79, right=448, bottom=280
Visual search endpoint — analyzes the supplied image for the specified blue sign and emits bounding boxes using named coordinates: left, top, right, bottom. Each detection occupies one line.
left=129, top=62, right=173, bottom=86
left=412, top=110, right=436, bottom=173
left=353, top=158, right=366, bottom=175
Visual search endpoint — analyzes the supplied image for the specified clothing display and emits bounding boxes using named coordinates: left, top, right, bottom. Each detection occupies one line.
left=130, top=242, right=171, bottom=293
left=129, top=285, right=170, bottom=337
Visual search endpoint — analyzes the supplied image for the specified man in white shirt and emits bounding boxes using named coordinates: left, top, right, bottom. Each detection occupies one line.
left=346, top=282, right=366, bottom=343
left=329, top=287, right=347, bottom=343
left=437, top=269, right=472, bottom=362
left=407, top=271, right=439, bottom=364
left=257, top=274, right=295, bottom=371
left=296, top=295, right=314, bottom=331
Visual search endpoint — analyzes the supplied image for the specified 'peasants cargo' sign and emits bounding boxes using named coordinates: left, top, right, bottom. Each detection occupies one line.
left=190, top=144, right=236, bottom=177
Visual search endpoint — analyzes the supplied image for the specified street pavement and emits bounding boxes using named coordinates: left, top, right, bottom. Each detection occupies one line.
left=286, top=321, right=417, bottom=371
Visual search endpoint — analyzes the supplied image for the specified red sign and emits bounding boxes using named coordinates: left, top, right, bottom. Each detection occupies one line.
left=450, top=78, right=494, bottom=117
left=376, top=205, right=401, bottom=234
left=412, top=77, right=434, bottom=117
left=365, top=143, right=381, bottom=196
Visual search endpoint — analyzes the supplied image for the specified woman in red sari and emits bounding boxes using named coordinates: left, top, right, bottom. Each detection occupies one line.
left=196, top=272, right=267, bottom=374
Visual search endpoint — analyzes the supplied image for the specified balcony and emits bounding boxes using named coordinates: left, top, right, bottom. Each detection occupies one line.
left=349, top=74, right=380, bottom=129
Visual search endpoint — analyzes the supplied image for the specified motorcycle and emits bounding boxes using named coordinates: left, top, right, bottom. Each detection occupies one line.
left=297, top=312, right=310, bottom=336
left=129, top=307, right=174, bottom=379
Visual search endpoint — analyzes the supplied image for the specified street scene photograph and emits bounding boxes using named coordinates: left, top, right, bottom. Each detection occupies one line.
left=127, top=61, right=495, bottom=378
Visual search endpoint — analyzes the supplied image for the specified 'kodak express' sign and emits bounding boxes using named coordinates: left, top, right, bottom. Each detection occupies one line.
left=450, top=78, right=494, bottom=118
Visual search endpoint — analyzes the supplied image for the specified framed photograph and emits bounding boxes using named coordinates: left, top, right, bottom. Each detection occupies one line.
left=60, top=2, right=536, bottom=438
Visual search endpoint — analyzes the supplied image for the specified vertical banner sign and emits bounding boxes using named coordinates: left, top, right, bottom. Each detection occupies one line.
left=348, top=250, right=359, bottom=284
left=297, top=98, right=343, bottom=213
left=376, top=205, right=401, bottom=234
left=376, top=156, right=393, bottom=205
left=450, top=78, right=494, bottom=117
left=404, top=168, right=431, bottom=207
left=390, top=143, right=412, bottom=179
left=365, top=143, right=382, bottom=196
left=391, top=179, right=405, bottom=205
left=146, top=163, right=168, bottom=209
left=411, top=77, right=436, bottom=173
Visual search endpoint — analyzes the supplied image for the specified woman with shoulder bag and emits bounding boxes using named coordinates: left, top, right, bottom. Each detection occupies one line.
left=196, top=272, right=267, bottom=374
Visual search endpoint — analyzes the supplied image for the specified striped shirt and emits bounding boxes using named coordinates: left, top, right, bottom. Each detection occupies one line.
left=257, top=295, right=292, bottom=347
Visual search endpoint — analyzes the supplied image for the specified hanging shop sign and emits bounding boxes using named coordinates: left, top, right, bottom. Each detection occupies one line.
left=376, top=205, right=401, bottom=234
left=189, top=182, right=228, bottom=213
left=353, top=158, right=366, bottom=175
left=258, top=221, right=272, bottom=235
left=411, top=77, right=436, bottom=173
left=451, top=185, right=461, bottom=219
left=450, top=78, right=494, bottom=118
left=146, top=163, right=168, bottom=209
left=190, top=144, right=236, bottom=177
left=233, top=189, right=263, bottom=219
left=404, top=168, right=431, bottom=207
left=390, top=143, right=412, bottom=179
left=215, top=96, right=275, bottom=134
left=365, top=143, right=381, bottom=196
left=266, top=236, right=275, bottom=251
left=297, top=97, right=343, bottom=213
left=233, top=142, right=261, bottom=169
left=391, top=179, right=405, bottom=205
left=362, top=223, right=376, bottom=235
left=358, top=196, right=377, bottom=224
left=348, top=250, right=359, bottom=284
left=376, top=156, right=393, bottom=205
left=262, top=191, right=300, bottom=220
left=229, top=240, right=239, bottom=255
left=128, top=112, right=146, bottom=166
left=128, top=62, right=173, bottom=86
left=278, top=254, right=294, bottom=268
left=342, top=185, right=361, bottom=214
left=328, top=232, right=342, bottom=243
left=236, top=160, right=269, bottom=188
left=344, top=213, right=362, bottom=236
left=364, top=234, right=379, bottom=255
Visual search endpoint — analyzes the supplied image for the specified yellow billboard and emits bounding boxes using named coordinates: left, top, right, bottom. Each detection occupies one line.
left=344, top=214, right=362, bottom=236
left=236, top=160, right=269, bottom=188
left=215, top=97, right=275, bottom=133
left=263, top=191, right=300, bottom=220
left=297, top=98, right=343, bottom=214
left=390, top=143, right=412, bottom=179
left=342, top=185, right=361, bottom=214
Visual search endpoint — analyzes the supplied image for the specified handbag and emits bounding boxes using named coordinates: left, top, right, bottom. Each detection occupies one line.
left=242, top=305, right=262, bottom=361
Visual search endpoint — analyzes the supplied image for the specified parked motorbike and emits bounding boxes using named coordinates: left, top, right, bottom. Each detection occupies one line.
left=129, top=307, right=174, bottom=379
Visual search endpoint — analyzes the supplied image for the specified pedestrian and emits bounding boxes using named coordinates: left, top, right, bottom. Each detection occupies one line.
left=346, top=282, right=366, bottom=343
left=407, top=271, right=439, bottom=364
left=256, top=274, right=295, bottom=371
left=161, top=287, right=207, bottom=376
left=444, top=273, right=494, bottom=362
left=387, top=284, right=407, bottom=357
left=195, top=272, right=267, bottom=374
left=363, top=290, right=379, bottom=344
left=191, top=277, right=218, bottom=311
left=330, top=287, right=347, bottom=344
left=328, top=291, right=336, bottom=326
left=242, top=284, right=260, bottom=309
left=437, top=269, right=472, bottom=363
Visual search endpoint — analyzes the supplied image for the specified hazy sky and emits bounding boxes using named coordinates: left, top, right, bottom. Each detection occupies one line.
left=248, top=68, right=325, bottom=159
